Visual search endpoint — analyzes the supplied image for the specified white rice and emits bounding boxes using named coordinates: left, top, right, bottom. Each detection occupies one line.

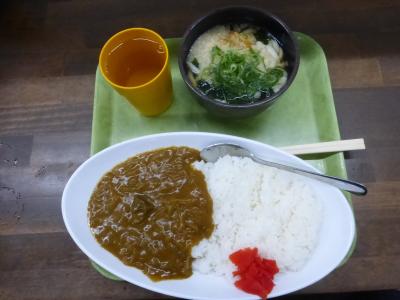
left=192, top=156, right=323, bottom=279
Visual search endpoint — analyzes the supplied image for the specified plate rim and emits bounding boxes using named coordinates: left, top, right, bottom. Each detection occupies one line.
left=62, top=131, right=355, bottom=299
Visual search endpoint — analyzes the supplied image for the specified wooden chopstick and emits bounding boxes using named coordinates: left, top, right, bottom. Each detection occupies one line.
left=280, top=138, right=366, bottom=155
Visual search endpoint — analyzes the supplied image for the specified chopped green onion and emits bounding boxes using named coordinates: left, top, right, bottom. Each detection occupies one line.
left=192, top=58, right=199, bottom=68
left=197, top=46, right=284, bottom=104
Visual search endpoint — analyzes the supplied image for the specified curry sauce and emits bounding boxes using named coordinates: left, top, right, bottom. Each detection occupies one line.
left=88, top=147, right=214, bottom=281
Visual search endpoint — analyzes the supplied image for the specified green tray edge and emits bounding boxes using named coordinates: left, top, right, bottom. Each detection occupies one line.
left=294, top=33, right=356, bottom=265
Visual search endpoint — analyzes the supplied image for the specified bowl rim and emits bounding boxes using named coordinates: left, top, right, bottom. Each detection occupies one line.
left=178, top=5, right=300, bottom=109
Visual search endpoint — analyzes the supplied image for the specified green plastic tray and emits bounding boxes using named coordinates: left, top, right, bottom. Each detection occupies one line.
left=90, top=33, right=355, bottom=280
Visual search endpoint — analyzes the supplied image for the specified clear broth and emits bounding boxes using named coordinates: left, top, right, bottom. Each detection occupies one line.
left=105, top=38, right=166, bottom=87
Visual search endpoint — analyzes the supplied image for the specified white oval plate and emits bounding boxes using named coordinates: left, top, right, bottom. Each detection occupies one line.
left=62, top=132, right=355, bottom=300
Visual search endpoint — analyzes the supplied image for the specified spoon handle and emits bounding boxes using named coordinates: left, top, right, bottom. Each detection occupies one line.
left=251, top=156, right=367, bottom=195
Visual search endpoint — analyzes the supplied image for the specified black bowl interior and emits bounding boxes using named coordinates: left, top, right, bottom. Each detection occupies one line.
left=179, top=6, right=299, bottom=110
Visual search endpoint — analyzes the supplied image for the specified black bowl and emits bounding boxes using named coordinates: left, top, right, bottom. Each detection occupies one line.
left=178, top=6, right=300, bottom=118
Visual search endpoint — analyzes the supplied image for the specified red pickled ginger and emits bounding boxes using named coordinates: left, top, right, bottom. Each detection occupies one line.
left=229, top=247, right=279, bottom=299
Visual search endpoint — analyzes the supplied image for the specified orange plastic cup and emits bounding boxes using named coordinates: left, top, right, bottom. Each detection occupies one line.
left=99, top=28, right=172, bottom=116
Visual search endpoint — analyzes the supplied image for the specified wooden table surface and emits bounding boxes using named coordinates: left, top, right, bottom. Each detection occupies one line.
left=1, top=1, right=399, bottom=299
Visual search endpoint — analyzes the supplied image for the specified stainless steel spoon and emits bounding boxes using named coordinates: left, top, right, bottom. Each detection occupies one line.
left=200, top=143, right=367, bottom=195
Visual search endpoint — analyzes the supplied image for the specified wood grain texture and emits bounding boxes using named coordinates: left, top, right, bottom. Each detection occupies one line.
left=0, top=1, right=399, bottom=299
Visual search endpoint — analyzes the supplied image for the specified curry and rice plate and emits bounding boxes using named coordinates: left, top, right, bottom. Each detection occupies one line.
left=88, top=147, right=322, bottom=297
